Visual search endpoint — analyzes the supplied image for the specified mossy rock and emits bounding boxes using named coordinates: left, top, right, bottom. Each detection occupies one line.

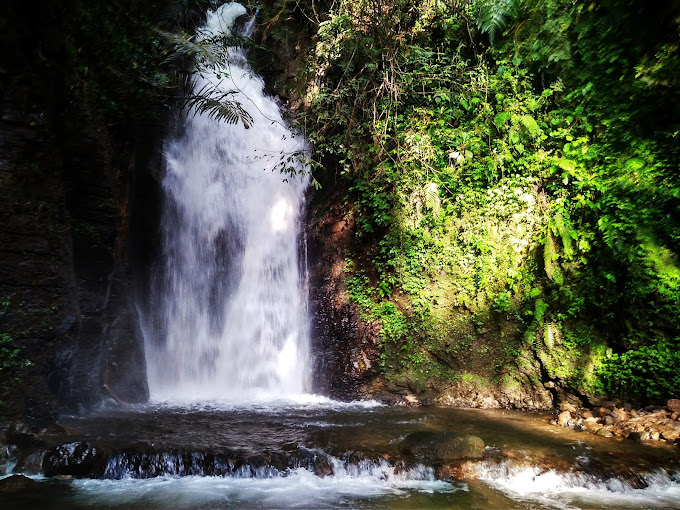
left=399, top=431, right=485, bottom=463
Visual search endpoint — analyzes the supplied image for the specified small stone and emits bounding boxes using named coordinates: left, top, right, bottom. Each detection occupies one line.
left=667, top=399, right=680, bottom=413
left=649, top=430, right=660, bottom=441
left=596, top=428, right=613, bottom=438
left=623, top=402, right=633, bottom=412
left=604, top=414, right=616, bottom=426
left=671, top=412, right=679, bottom=421
left=582, top=411, right=594, bottom=419
left=603, top=401, right=617, bottom=411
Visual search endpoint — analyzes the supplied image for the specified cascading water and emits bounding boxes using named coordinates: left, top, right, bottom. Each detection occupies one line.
left=143, top=2, right=311, bottom=402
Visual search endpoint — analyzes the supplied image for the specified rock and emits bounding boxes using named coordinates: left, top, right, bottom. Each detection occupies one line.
left=557, top=411, right=572, bottom=427
left=400, top=432, right=486, bottom=463
left=0, top=474, right=37, bottom=493
left=667, top=399, right=680, bottom=413
left=582, top=411, right=594, bottom=419
left=13, top=449, right=45, bottom=475
left=7, top=423, right=42, bottom=448
left=623, top=402, right=633, bottom=412
left=602, top=401, right=617, bottom=411
left=583, top=417, right=602, bottom=433
left=558, top=402, right=577, bottom=413
left=42, top=441, right=109, bottom=478
left=660, top=428, right=679, bottom=442
left=610, top=409, right=628, bottom=424
left=596, top=428, right=613, bottom=438
left=597, top=407, right=611, bottom=418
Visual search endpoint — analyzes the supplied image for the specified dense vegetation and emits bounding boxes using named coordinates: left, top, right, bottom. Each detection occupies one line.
left=293, top=0, right=680, bottom=404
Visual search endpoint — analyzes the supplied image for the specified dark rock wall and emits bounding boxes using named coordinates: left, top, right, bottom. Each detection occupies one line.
left=306, top=189, right=384, bottom=401
left=0, top=73, right=157, bottom=424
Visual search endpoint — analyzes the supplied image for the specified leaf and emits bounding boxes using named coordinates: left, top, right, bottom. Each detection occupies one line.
left=494, top=112, right=512, bottom=128
left=184, top=85, right=253, bottom=128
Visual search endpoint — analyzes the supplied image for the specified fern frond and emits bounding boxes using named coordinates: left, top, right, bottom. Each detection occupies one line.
left=157, top=30, right=250, bottom=70
left=476, top=0, right=519, bottom=44
left=183, top=86, right=253, bottom=128
left=424, top=182, right=441, bottom=218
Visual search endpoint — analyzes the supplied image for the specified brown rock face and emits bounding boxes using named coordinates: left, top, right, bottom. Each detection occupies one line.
left=667, top=399, right=680, bottom=413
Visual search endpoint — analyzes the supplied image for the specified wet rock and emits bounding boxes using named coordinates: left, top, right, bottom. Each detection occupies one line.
left=7, top=423, right=42, bottom=448
left=13, top=449, right=45, bottom=475
left=557, top=410, right=572, bottom=427
left=0, top=474, right=37, bottom=493
left=43, top=441, right=109, bottom=478
left=596, top=427, right=613, bottom=438
left=667, top=399, right=680, bottom=413
left=399, top=431, right=485, bottom=463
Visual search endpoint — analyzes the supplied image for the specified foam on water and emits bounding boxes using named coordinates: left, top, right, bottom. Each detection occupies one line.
left=140, top=393, right=385, bottom=413
left=70, top=462, right=463, bottom=510
left=476, top=461, right=680, bottom=509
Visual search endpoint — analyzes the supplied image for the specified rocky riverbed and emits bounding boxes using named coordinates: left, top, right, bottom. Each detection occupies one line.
left=552, top=398, right=680, bottom=443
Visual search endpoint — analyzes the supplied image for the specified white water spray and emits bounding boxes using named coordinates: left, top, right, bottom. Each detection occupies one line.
left=144, top=3, right=310, bottom=402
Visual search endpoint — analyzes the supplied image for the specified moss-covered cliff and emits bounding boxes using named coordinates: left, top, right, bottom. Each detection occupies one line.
left=287, top=0, right=680, bottom=408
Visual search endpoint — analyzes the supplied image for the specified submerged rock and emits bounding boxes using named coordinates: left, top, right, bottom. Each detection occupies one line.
left=399, top=431, right=485, bottom=463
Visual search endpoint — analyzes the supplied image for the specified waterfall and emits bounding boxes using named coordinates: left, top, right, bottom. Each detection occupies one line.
left=143, top=2, right=311, bottom=402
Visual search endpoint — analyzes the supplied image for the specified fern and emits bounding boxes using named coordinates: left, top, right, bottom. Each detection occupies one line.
left=184, top=84, right=253, bottom=128
left=475, top=0, right=520, bottom=44
left=424, top=182, right=441, bottom=219
left=158, top=30, right=250, bottom=70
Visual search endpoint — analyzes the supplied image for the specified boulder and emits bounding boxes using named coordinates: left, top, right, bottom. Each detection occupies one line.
left=0, top=474, right=37, bottom=493
left=399, top=431, right=485, bottom=463
left=557, top=410, right=572, bottom=427
left=42, top=441, right=109, bottom=478
left=667, top=399, right=680, bottom=413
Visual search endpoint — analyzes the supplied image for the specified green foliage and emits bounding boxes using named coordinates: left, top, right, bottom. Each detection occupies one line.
left=599, top=341, right=680, bottom=402
left=298, top=0, right=680, bottom=401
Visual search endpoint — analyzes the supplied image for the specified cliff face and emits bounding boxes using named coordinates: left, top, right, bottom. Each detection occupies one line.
left=0, top=75, right=156, bottom=425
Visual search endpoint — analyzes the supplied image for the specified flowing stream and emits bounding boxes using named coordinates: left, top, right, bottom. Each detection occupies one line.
left=143, top=2, right=310, bottom=403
